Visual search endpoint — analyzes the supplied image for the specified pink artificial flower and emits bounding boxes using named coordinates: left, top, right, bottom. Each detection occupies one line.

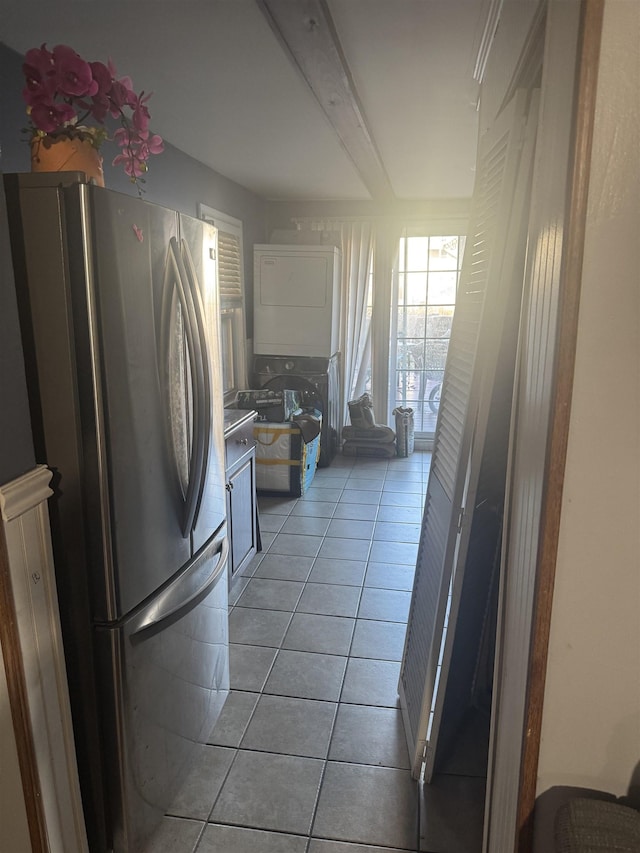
left=22, top=45, right=56, bottom=105
left=86, top=62, right=113, bottom=122
left=113, top=126, right=134, bottom=147
left=30, top=101, right=76, bottom=133
left=146, top=134, right=164, bottom=155
left=112, top=151, right=146, bottom=178
left=132, top=102, right=150, bottom=133
left=108, top=78, right=137, bottom=115
left=89, top=61, right=112, bottom=95
left=130, top=91, right=153, bottom=133
left=22, top=75, right=55, bottom=108
left=21, top=43, right=163, bottom=189
left=52, top=45, right=97, bottom=98
left=134, top=135, right=164, bottom=161
left=24, top=45, right=54, bottom=76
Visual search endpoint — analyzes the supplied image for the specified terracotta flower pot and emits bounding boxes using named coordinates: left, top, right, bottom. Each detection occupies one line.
left=30, top=136, right=105, bottom=186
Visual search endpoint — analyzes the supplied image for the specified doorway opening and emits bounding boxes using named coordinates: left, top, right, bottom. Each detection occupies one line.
left=390, top=232, right=466, bottom=441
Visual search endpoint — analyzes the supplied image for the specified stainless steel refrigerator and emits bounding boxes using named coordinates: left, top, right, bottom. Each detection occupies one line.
left=4, top=172, right=230, bottom=852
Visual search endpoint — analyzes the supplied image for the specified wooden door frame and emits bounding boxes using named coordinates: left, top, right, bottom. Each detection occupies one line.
left=515, top=0, right=604, bottom=849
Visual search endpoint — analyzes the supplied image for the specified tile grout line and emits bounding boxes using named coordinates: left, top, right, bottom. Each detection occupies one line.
left=211, top=454, right=426, bottom=852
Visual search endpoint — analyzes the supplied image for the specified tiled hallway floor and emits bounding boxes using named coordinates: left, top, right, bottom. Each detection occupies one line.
left=147, top=451, right=484, bottom=853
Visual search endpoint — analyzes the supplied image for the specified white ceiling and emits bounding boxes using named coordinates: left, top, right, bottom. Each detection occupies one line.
left=0, top=0, right=483, bottom=202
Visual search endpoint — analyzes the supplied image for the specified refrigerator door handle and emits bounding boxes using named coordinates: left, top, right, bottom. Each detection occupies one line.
left=130, top=529, right=229, bottom=640
left=171, top=238, right=209, bottom=534
left=162, top=238, right=207, bottom=537
left=179, top=238, right=212, bottom=530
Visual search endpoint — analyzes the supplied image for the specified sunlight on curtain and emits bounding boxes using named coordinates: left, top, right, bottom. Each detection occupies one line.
left=292, top=218, right=375, bottom=426
left=339, top=222, right=374, bottom=425
left=371, top=224, right=401, bottom=425
left=291, top=217, right=399, bottom=428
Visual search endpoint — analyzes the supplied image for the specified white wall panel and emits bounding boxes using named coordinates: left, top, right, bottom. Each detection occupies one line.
left=536, top=0, right=640, bottom=798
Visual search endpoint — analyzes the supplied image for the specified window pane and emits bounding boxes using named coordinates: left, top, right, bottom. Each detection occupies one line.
left=427, top=271, right=457, bottom=304
left=426, top=308, right=454, bottom=339
left=397, top=335, right=425, bottom=366
left=392, top=231, right=464, bottom=438
left=404, top=272, right=428, bottom=305
left=428, top=235, right=462, bottom=270
left=425, top=339, right=449, bottom=374
left=398, top=271, right=405, bottom=303
left=397, top=309, right=426, bottom=339
left=406, top=236, right=429, bottom=271
left=396, top=370, right=423, bottom=399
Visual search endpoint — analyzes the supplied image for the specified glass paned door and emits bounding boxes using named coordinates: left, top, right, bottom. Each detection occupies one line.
left=392, top=234, right=465, bottom=438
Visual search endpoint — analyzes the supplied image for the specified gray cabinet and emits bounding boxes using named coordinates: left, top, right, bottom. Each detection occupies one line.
left=224, top=410, right=258, bottom=584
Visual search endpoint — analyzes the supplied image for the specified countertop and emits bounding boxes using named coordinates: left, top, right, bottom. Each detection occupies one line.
left=223, top=408, right=257, bottom=438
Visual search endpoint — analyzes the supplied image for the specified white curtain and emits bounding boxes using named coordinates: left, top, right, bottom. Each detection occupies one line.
left=338, top=222, right=374, bottom=427
left=291, top=217, right=399, bottom=429
left=370, top=223, right=401, bottom=425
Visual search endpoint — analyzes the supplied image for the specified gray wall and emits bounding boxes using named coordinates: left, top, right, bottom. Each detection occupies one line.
left=0, top=42, right=268, bottom=484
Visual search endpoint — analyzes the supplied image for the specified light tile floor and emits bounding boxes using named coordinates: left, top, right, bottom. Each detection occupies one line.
left=144, top=451, right=484, bottom=853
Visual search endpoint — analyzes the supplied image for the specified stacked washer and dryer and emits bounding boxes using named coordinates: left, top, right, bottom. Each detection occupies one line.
left=252, top=244, right=341, bottom=467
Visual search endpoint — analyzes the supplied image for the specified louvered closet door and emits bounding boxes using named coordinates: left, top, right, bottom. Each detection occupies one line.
left=424, top=91, right=539, bottom=783
left=217, top=229, right=243, bottom=300
left=399, top=91, right=531, bottom=779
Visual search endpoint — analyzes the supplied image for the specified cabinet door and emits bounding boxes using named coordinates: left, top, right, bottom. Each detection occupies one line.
left=227, top=452, right=257, bottom=578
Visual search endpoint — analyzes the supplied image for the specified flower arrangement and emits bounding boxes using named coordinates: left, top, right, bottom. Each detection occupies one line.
left=22, top=44, right=163, bottom=188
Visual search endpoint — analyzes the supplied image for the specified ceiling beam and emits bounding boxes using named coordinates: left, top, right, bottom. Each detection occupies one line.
left=256, top=0, right=395, bottom=202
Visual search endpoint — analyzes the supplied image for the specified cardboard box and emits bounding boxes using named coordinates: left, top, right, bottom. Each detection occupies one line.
left=253, top=420, right=321, bottom=496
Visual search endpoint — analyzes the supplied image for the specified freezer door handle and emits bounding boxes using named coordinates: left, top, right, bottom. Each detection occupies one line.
left=129, top=528, right=228, bottom=640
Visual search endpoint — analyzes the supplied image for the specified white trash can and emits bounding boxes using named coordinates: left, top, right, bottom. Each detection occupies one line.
left=392, top=407, right=414, bottom=457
